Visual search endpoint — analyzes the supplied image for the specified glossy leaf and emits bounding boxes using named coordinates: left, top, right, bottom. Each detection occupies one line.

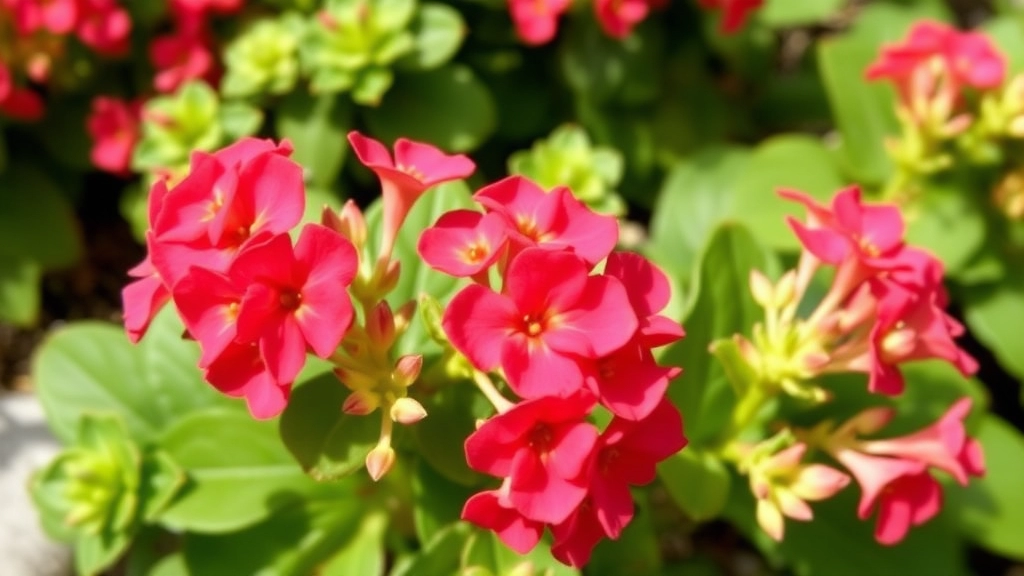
left=279, top=371, right=380, bottom=482
left=397, top=3, right=466, bottom=71
left=0, top=163, right=82, bottom=268
left=34, top=307, right=237, bottom=444
left=964, top=273, right=1024, bottom=381
left=905, top=181, right=986, bottom=277
left=159, top=408, right=316, bottom=533
left=659, top=449, right=731, bottom=523
left=275, top=90, right=353, bottom=188
left=364, top=65, right=497, bottom=152
left=957, top=416, right=1024, bottom=559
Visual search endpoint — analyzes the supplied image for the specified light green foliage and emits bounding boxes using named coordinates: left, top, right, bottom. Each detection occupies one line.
left=300, top=0, right=417, bottom=104
left=132, top=81, right=225, bottom=173
left=222, top=15, right=304, bottom=98
left=508, top=124, right=626, bottom=216
left=31, top=414, right=185, bottom=576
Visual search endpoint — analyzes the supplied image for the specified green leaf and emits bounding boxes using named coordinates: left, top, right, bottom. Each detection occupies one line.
left=957, top=415, right=1024, bottom=559
left=816, top=5, right=916, bottom=185
left=397, top=3, right=466, bottom=71
left=321, top=509, right=388, bottom=576
left=904, top=181, right=986, bottom=277
left=412, top=459, right=476, bottom=544
left=159, top=408, right=316, bottom=533
left=184, top=487, right=372, bottom=575
left=983, top=16, right=1024, bottom=74
left=0, top=254, right=41, bottom=326
left=76, top=530, right=133, bottom=576
left=759, top=0, right=845, bottom=27
left=963, top=272, right=1024, bottom=381
left=413, top=382, right=487, bottom=485
left=275, top=91, right=354, bottom=189
left=731, top=135, right=845, bottom=250
left=663, top=223, right=776, bottom=445
left=148, top=553, right=189, bottom=576
left=33, top=97, right=93, bottom=170
left=646, top=147, right=750, bottom=282
left=659, top=449, right=731, bottom=522
left=363, top=179, right=476, bottom=356
left=0, top=162, right=82, bottom=268
left=218, top=100, right=264, bottom=139
left=364, top=64, right=496, bottom=152
left=709, top=338, right=757, bottom=399
left=34, top=307, right=237, bottom=444
left=139, top=449, right=187, bottom=523
left=588, top=493, right=662, bottom=576
left=279, top=371, right=380, bottom=482
left=390, top=522, right=472, bottom=576
left=461, top=529, right=579, bottom=576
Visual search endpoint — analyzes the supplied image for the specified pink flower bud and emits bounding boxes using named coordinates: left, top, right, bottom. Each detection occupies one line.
left=390, top=397, right=427, bottom=424
left=393, top=354, right=423, bottom=387
left=365, top=446, right=395, bottom=481
left=343, top=390, right=379, bottom=416
left=379, top=259, right=402, bottom=296
left=338, top=199, right=368, bottom=250
left=366, top=301, right=396, bottom=348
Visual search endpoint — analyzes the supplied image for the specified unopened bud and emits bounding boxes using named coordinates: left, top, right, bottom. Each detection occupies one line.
left=749, top=270, right=773, bottom=308
left=393, top=300, right=417, bottom=335
left=508, top=561, right=537, bottom=576
left=321, top=204, right=344, bottom=233
left=365, top=446, right=395, bottom=482
left=390, top=397, right=427, bottom=424
left=338, top=199, right=368, bottom=249
left=379, top=258, right=401, bottom=296
left=393, top=354, right=423, bottom=387
left=343, top=389, right=379, bottom=415
left=774, top=271, right=797, bottom=308
left=366, top=301, right=396, bottom=348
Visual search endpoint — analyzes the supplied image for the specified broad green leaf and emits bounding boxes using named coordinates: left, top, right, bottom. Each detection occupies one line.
left=957, top=416, right=1024, bottom=559
left=390, top=522, right=472, bottom=576
left=413, top=382, right=488, bottom=485
left=279, top=371, right=380, bottom=482
left=34, top=307, right=236, bottom=444
left=76, top=530, right=133, bottom=576
left=412, top=458, right=476, bottom=544
left=363, top=179, right=475, bottom=356
left=963, top=272, right=1024, bottom=381
left=731, top=135, right=845, bottom=250
left=817, top=5, right=925, bottom=185
left=905, top=181, right=986, bottom=277
left=397, top=3, right=466, bottom=71
left=184, top=488, right=371, bottom=575
left=275, top=90, right=354, bottom=188
left=659, top=449, right=731, bottom=522
left=148, top=553, right=189, bottom=576
left=159, top=408, right=316, bottom=533
left=139, top=449, right=188, bottom=523
left=663, top=223, right=776, bottom=445
left=321, top=509, right=388, bottom=576
left=646, top=147, right=750, bottom=282
left=558, top=17, right=664, bottom=106
left=759, top=0, right=845, bottom=27
left=218, top=101, right=264, bottom=139
left=0, top=254, right=40, bottom=326
left=709, top=338, right=758, bottom=399
left=0, top=163, right=82, bottom=268
left=364, top=64, right=497, bottom=152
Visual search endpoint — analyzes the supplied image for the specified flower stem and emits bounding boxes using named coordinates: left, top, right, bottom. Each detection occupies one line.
left=472, top=370, right=514, bottom=414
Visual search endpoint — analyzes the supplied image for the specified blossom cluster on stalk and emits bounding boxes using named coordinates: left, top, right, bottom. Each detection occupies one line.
left=723, top=185, right=984, bottom=545
left=419, top=175, right=687, bottom=566
left=0, top=0, right=131, bottom=120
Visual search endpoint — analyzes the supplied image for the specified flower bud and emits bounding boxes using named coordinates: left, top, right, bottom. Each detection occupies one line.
left=365, top=446, right=396, bottom=482
left=508, top=561, right=538, bottom=576
left=321, top=204, right=344, bottom=234
left=343, top=390, right=380, bottom=416
left=390, top=397, right=427, bottom=424
left=774, top=270, right=797, bottom=309
left=338, top=199, right=368, bottom=250
left=393, top=354, right=423, bottom=388
left=366, top=301, right=396, bottom=348
left=393, top=300, right=417, bottom=335
left=749, top=269, right=773, bottom=308
left=378, top=258, right=401, bottom=296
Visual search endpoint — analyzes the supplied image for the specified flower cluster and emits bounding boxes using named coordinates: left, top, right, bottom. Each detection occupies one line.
left=420, top=175, right=687, bottom=566
left=0, top=0, right=131, bottom=120
left=738, top=186, right=976, bottom=399
left=151, top=0, right=241, bottom=94
left=121, top=138, right=359, bottom=418
left=722, top=185, right=984, bottom=545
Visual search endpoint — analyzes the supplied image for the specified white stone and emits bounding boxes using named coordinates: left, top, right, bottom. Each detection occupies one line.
left=0, top=392, right=73, bottom=576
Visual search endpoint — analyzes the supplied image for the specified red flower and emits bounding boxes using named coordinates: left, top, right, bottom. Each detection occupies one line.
left=594, top=0, right=650, bottom=39
left=464, top=393, right=598, bottom=524
left=443, top=248, right=638, bottom=399
left=86, top=96, right=141, bottom=175
left=203, top=341, right=290, bottom=419
left=462, top=485, right=545, bottom=554
left=150, top=27, right=216, bottom=93
left=417, top=209, right=508, bottom=279
left=232, top=225, right=358, bottom=385
left=76, top=0, right=132, bottom=56
left=348, top=131, right=475, bottom=261
left=508, top=0, right=571, bottom=45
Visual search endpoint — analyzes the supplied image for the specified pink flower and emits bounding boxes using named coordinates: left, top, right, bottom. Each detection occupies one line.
left=150, top=27, right=216, bottom=93
left=232, top=225, right=358, bottom=385
left=0, top=63, right=44, bottom=121
left=75, top=0, right=132, bottom=56
left=172, top=266, right=246, bottom=368
left=550, top=499, right=607, bottom=568
left=462, top=485, right=545, bottom=554
left=417, top=209, right=508, bottom=279
left=13, top=0, right=79, bottom=34
left=508, top=0, right=571, bottom=45
left=464, top=393, right=598, bottom=524
left=866, top=20, right=1006, bottom=99
left=594, top=0, right=650, bottom=39
left=203, top=340, right=290, bottom=419
left=603, top=251, right=684, bottom=347
left=443, top=248, right=638, bottom=399
left=583, top=341, right=679, bottom=421
left=86, top=96, right=141, bottom=175
left=348, top=131, right=475, bottom=261
left=474, top=176, right=618, bottom=267
left=122, top=253, right=171, bottom=343
left=697, top=0, right=763, bottom=33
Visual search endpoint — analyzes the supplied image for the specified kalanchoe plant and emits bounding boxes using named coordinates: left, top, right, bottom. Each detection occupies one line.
left=221, top=14, right=304, bottom=99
